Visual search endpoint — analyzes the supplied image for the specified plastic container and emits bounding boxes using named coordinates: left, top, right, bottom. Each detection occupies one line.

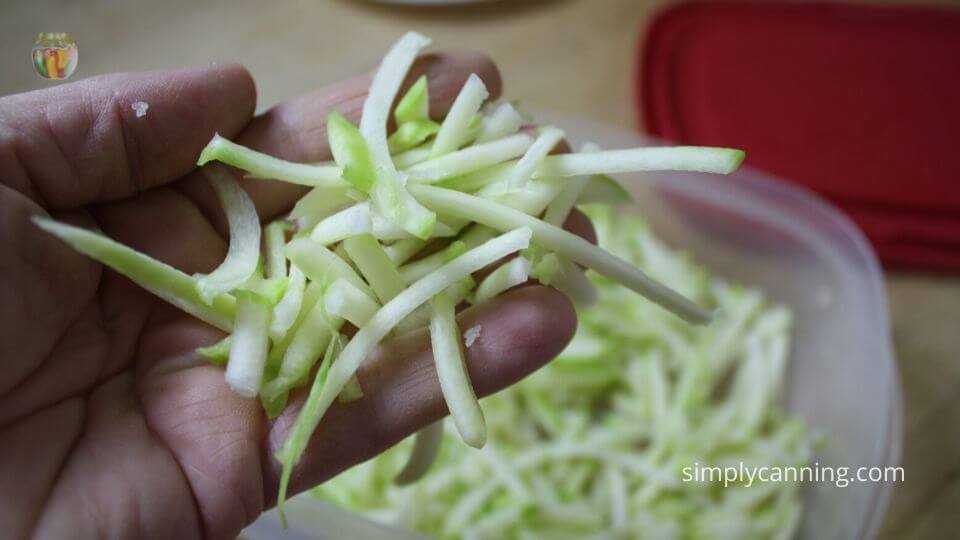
left=244, top=112, right=902, bottom=540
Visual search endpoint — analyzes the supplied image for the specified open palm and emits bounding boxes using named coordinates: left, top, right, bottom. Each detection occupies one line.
left=0, top=54, right=582, bottom=539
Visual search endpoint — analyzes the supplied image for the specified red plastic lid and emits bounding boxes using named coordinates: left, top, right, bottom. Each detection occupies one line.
left=639, top=1, right=960, bottom=271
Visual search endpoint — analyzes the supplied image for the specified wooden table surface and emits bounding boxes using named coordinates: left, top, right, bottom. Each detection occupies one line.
left=2, top=0, right=957, bottom=537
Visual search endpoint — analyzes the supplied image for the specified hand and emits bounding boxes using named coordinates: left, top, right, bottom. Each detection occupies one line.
left=0, top=54, right=590, bottom=539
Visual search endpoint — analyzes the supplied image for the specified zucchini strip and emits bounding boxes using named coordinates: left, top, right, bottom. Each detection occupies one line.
left=536, top=143, right=598, bottom=308
left=198, top=133, right=345, bottom=188
left=327, top=112, right=378, bottom=192
left=406, top=133, right=533, bottom=183
left=542, top=142, right=599, bottom=227
left=197, top=336, right=231, bottom=365
left=505, top=126, right=564, bottom=190
left=359, top=31, right=436, bottom=239
left=343, top=233, right=405, bottom=304
left=264, top=221, right=289, bottom=279
left=394, top=74, right=431, bottom=125
left=474, top=257, right=531, bottom=304
left=429, top=74, right=489, bottom=158
left=324, top=278, right=381, bottom=327
left=393, top=143, right=433, bottom=170
left=409, top=185, right=711, bottom=324
left=269, top=266, right=306, bottom=343
left=276, top=332, right=342, bottom=526
left=535, top=253, right=597, bottom=309
left=32, top=216, right=236, bottom=331
left=288, top=187, right=354, bottom=230
left=384, top=238, right=428, bottom=265
left=432, top=291, right=485, bottom=448
left=394, top=421, right=445, bottom=485
left=446, top=146, right=745, bottom=192
left=475, top=102, right=525, bottom=143
left=225, top=291, right=272, bottom=397
left=195, top=166, right=262, bottom=303
left=309, top=203, right=373, bottom=246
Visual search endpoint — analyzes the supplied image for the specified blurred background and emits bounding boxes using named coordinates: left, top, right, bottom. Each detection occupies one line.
left=2, top=0, right=958, bottom=537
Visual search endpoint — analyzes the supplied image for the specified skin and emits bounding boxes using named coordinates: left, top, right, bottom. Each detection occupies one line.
left=0, top=53, right=595, bottom=539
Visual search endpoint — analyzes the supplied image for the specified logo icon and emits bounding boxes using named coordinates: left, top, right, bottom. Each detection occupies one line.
left=32, top=32, right=78, bottom=80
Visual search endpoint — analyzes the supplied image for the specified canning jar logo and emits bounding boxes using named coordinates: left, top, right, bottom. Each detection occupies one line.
left=32, top=33, right=78, bottom=80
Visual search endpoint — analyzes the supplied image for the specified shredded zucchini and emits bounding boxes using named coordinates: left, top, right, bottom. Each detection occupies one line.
left=314, top=209, right=809, bottom=540
left=31, top=33, right=766, bottom=535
